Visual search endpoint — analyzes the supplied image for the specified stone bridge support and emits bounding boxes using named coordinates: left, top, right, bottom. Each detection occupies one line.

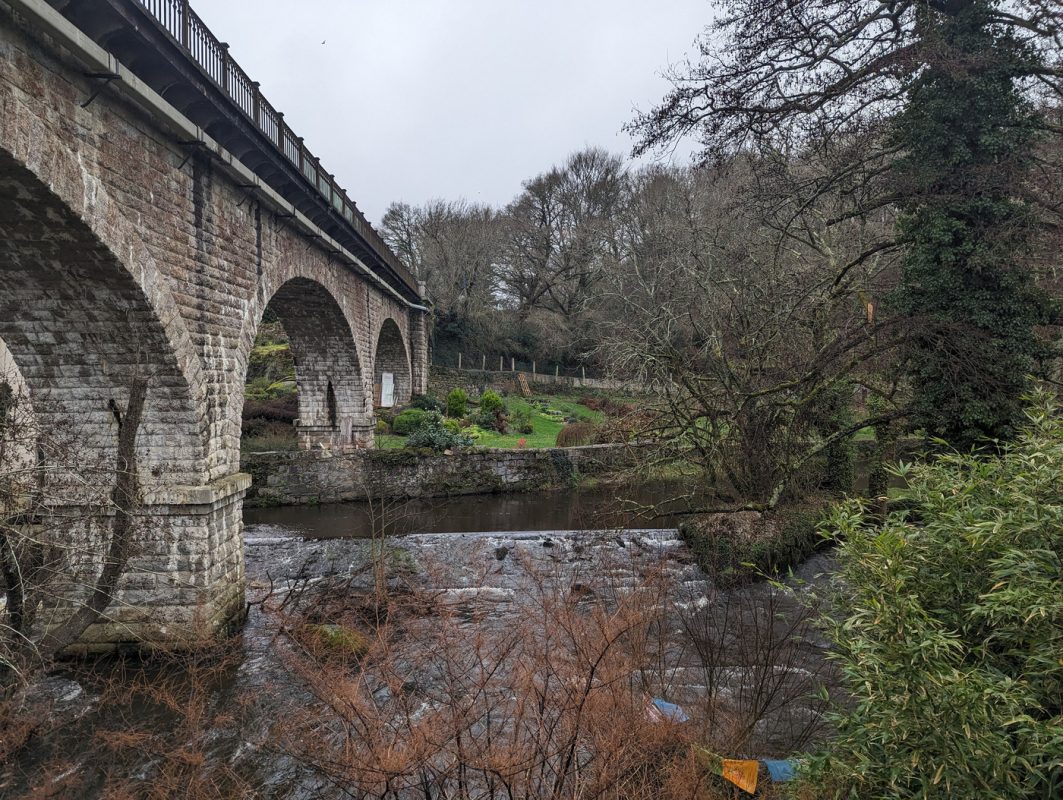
left=0, top=1, right=429, bottom=649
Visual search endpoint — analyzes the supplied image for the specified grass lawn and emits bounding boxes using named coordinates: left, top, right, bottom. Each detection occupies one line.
left=377, top=394, right=605, bottom=450
left=251, top=342, right=290, bottom=356
left=375, top=433, right=407, bottom=449
left=472, top=396, right=600, bottom=449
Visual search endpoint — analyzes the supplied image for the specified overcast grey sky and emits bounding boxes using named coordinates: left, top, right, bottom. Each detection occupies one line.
left=191, top=0, right=711, bottom=224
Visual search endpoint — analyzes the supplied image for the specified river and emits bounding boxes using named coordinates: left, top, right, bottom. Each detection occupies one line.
left=2, top=483, right=836, bottom=798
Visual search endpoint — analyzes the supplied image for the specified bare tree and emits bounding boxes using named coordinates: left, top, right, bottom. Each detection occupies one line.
left=497, top=148, right=626, bottom=364
left=1, top=350, right=149, bottom=688
left=598, top=162, right=904, bottom=508
left=381, top=199, right=505, bottom=361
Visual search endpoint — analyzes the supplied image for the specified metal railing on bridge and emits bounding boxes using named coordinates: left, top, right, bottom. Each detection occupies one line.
left=134, top=0, right=419, bottom=296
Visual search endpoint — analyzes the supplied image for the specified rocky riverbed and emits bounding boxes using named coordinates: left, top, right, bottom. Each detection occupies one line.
left=3, top=524, right=838, bottom=798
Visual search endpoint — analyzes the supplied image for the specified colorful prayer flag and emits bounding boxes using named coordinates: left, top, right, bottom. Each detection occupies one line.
left=649, top=698, right=690, bottom=723
left=722, top=759, right=759, bottom=794
left=763, top=759, right=796, bottom=782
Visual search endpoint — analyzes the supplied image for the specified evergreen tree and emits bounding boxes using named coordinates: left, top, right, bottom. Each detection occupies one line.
left=893, top=1, right=1054, bottom=445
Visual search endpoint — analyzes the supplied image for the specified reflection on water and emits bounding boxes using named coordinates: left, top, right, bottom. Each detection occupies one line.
left=243, top=480, right=706, bottom=539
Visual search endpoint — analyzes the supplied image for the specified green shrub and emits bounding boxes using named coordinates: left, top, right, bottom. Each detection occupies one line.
left=405, top=423, right=473, bottom=451
left=510, top=406, right=534, bottom=435
left=470, top=407, right=507, bottom=434
left=479, top=390, right=504, bottom=414
left=392, top=408, right=429, bottom=436
left=303, top=623, right=369, bottom=660
left=374, top=418, right=390, bottom=435
left=805, top=393, right=1063, bottom=799
left=445, top=388, right=468, bottom=417
left=410, top=393, right=445, bottom=413
left=442, top=418, right=461, bottom=434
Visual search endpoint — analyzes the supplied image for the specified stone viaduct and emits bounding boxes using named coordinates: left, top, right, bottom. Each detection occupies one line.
left=0, top=0, right=429, bottom=647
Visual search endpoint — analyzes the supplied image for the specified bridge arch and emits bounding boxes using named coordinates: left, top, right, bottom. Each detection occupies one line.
left=0, top=147, right=208, bottom=493
left=373, top=317, right=413, bottom=409
left=257, top=278, right=370, bottom=451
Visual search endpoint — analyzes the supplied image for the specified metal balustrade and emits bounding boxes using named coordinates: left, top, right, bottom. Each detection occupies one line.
left=133, top=0, right=417, bottom=295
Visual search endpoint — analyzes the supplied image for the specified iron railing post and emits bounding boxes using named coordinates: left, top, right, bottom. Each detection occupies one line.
left=180, top=0, right=190, bottom=48
left=251, top=80, right=260, bottom=128
left=219, top=42, right=229, bottom=95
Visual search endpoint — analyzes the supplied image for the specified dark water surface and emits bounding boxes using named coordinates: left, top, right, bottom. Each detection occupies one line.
left=243, top=480, right=705, bottom=538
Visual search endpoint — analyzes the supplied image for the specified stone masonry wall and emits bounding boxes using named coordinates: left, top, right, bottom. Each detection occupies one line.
left=242, top=444, right=644, bottom=506
left=0, top=6, right=429, bottom=646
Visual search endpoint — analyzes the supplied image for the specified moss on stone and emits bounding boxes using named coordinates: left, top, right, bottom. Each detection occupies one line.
left=304, top=623, right=370, bottom=659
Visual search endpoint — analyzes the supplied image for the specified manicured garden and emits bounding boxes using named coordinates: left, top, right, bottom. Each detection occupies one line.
left=374, top=389, right=633, bottom=451
left=238, top=324, right=641, bottom=454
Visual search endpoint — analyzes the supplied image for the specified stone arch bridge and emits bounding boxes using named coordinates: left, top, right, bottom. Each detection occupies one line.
left=0, top=0, right=429, bottom=647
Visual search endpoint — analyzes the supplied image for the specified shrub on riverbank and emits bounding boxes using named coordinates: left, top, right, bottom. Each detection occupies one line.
left=242, top=393, right=299, bottom=451
left=405, top=422, right=473, bottom=451
left=804, top=394, right=1063, bottom=798
left=392, top=408, right=429, bottom=435
left=410, top=393, right=445, bottom=413
left=557, top=420, right=597, bottom=447
left=678, top=504, right=827, bottom=587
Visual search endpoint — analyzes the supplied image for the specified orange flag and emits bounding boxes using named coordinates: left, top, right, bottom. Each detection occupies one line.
left=722, top=759, right=759, bottom=794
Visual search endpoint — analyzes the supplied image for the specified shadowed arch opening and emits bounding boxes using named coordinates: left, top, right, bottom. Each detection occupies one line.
left=0, top=148, right=207, bottom=496
left=374, top=318, right=412, bottom=409
left=248, top=278, right=369, bottom=451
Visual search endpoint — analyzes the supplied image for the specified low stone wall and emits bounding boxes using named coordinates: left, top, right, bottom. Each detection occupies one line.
left=242, top=443, right=643, bottom=506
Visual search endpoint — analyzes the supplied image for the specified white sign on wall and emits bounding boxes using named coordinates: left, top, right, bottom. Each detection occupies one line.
left=380, top=372, right=395, bottom=408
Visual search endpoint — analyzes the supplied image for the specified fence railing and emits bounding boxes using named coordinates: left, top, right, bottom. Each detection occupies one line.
left=133, top=0, right=418, bottom=295
left=433, top=352, right=620, bottom=380
left=429, top=359, right=640, bottom=393
left=432, top=354, right=602, bottom=381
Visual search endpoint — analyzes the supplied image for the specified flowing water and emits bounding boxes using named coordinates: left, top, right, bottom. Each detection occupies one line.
left=3, top=483, right=836, bottom=798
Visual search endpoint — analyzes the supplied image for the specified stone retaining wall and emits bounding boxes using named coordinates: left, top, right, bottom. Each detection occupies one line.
left=242, top=444, right=643, bottom=506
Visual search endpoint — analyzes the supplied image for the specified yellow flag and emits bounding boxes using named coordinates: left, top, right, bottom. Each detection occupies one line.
left=722, top=759, right=759, bottom=794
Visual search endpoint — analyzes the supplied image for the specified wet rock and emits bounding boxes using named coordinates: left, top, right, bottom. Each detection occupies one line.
left=494, top=546, right=509, bottom=561
left=569, top=582, right=595, bottom=600
left=21, top=675, right=95, bottom=726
